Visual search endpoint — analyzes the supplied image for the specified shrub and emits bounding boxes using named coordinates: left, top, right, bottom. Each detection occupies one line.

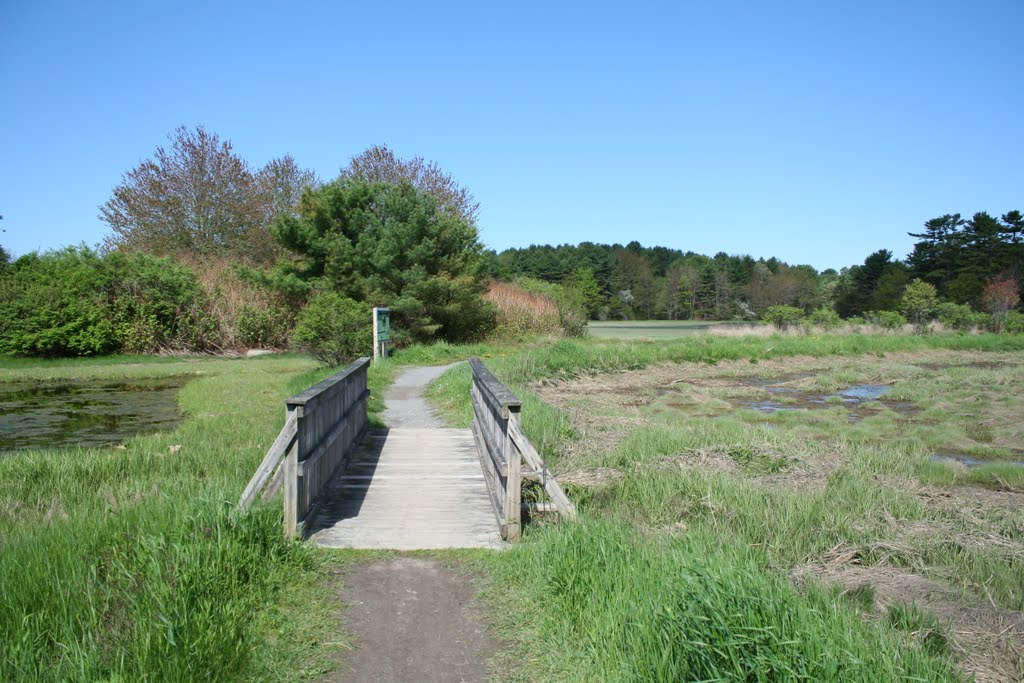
left=0, top=247, right=116, bottom=356
left=107, top=252, right=218, bottom=353
left=899, top=279, right=939, bottom=334
left=762, top=305, right=805, bottom=331
left=935, top=302, right=974, bottom=332
left=234, top=305, right=294, bottom=349
left=291, top=292, right=371, bottom=366
left=807, top=306, right=842, bottom=330
left=865, top=310, right=906, bottom=331
left=1003, top=310, right=1024, bottom=334
left=846, top=316, right=866, bottom=327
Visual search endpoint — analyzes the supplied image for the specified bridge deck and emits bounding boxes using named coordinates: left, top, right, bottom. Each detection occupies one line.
left=307, top=428, right=504, bottom=550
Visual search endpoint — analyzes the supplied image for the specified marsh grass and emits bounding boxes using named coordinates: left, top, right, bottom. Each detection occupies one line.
left=422, top=333, right=1024, bottom=681
left=480, top=520, right=959, bottom=682
left=0, top=354, right=345, bottom=681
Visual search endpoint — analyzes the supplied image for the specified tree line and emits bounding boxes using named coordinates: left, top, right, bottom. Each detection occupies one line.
left=487, top=210, right=1023, bottom=324
left=488, top=242, right=833, bottom=321
left=0, top=123, right=1020, bottom=359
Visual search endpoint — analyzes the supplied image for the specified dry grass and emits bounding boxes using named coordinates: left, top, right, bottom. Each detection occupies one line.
left=531, top=348, right=1024, bottom=681
left=485, top=281, right=562, bottom=340
left=176, top=254, right=292, bottom=350
left=792, top=554, right=1024, bottom=683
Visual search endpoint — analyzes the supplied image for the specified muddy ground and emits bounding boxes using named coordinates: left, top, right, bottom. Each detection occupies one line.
left=538, top=349, right=1024, bottom=682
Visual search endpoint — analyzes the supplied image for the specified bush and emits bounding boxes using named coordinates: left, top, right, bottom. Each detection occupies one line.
left=1003, top=310, right=1024, bottom=334
left=899, top=279, right=939, bottom=333
left=234, top=305, right=294, bottom=349
left=969, top=311, right=993, bottom=332
left=291, top=292, right=371, bottom=367
left=807, top=306, right=842, bottom=330
left=0, top=247, right=117, bottom=356
left=107, top=252, right=218, bottom=353
left=935, top=302, right=974, bottom=332
left=865, top=310, right=906, bottom=331
left=762, top=305, right=805, bottom=331
left=846, top=316, right=866, bottom=327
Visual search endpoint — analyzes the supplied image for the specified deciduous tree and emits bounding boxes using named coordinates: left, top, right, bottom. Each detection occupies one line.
left=101, top=126, right=317, bottom=265
left=899, top=279, right=939, bottom=333
left=980, top=275, right=1020, bottom=332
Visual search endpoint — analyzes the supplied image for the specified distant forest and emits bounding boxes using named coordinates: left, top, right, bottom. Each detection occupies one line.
left=487, top=210, right=1023, bottom=321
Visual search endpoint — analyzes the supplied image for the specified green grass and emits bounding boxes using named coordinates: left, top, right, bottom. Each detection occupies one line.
left=0, top=354, right=346, bottom=681
left=479, top=520, right=958, bottom=681
left=421, top=332, right=1024, bottom=681
left=587, top=319, right=762, bottom=339
left=6, top=334, right=1016, bottom=681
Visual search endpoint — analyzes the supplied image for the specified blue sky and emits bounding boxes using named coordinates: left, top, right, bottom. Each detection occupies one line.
left=1, top=1, right=1021, bottom=270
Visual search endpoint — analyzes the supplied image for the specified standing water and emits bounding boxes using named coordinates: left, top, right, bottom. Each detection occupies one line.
left=0, top=377, right=189, bottom=451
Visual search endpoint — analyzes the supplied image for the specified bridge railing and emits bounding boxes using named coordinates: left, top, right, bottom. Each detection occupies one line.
left=237, top=357, right=370, bottom=537
left=469, top=358, right=576, bottom=541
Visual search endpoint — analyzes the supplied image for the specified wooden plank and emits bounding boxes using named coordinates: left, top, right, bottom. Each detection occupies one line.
left=471, top=417, right=504, bottom=525
left=469, top=358, right=521, bottom=418
left=283, top=439, right=298, bottom=538
left=236, top=412, right=298, bottom=512
left=470, top=386, right=508, bottom=476
left=508, top=416, right=577, bottom=520
left=308, top=428, right=504, bottom=550
left=503, top=428, right=521, bottom=541
left=286, top=357, right=370, bottom=407
left=261, top=459, right=285, bottom=501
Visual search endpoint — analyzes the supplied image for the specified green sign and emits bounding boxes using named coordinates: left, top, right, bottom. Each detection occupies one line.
left=375, top=307, right=391, bottom=342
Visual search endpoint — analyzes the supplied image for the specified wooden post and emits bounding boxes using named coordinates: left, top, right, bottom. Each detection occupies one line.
left=503, top=407, right=522, bottom=541
left=372, top=307, right=380, bottom=361
left=283, top=438, right=298, bottom=538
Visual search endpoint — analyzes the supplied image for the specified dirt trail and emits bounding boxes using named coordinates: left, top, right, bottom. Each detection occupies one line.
left=382, top=363, right=459, bottom=428
left=328, top=558, right=498, bottom=683
left=325, top=364, right=499, bottom=683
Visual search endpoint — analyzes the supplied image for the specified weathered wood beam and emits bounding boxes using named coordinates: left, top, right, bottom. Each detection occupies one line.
left=236, top=412, right=298, bottom=513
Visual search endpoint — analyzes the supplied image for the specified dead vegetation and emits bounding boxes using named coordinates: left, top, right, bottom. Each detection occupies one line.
left=535, top=348, right=1024, bottom=681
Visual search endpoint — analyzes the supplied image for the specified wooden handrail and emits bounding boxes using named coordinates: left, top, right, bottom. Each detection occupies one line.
left=507, top=417, right=576, bottom=520
left=237, top=412, right=298, bottom=513
left=469, top=358, right=576, bottom=540
left=283, top=357, right=371, bottom=537
left=238, top=357, right=370, bottom=537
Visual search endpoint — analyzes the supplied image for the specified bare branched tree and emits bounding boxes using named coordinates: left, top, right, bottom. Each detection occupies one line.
left=100, top=126, right=318, bottom=265
left=341, top=145, right=479, bottom=226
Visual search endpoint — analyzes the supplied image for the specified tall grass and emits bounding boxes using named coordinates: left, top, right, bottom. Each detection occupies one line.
left=0, top=355, right=341, bottom=681
left=485, top=281, right=563, bottom=340
left=423, top=333, right=1023, bottom=680
left=484, top=520, right=959, bottom=681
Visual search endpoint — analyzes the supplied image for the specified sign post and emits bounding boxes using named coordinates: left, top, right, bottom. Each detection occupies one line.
left=372, top=307, right=391, bottom=361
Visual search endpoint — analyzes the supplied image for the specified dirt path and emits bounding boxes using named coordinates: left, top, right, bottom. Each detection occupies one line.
left=325, top=364, right=499, bottom=682
left=382, top=363, right=459, bottom=428
left=328, top=558, right=498, bottom=683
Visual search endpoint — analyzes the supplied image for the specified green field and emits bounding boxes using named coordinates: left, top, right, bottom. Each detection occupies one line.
left=0, top=353, right=404, bottom=681
left=3, top=332, right=1024, bottom=681
left=587, top=319, right=762, bottom=339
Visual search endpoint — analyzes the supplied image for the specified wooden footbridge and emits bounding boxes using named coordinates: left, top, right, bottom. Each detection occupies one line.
left=238, top=358, right=575, bottom=548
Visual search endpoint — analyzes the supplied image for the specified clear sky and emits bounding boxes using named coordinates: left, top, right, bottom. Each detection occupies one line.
left=1, top=1, right=1021, bottom=271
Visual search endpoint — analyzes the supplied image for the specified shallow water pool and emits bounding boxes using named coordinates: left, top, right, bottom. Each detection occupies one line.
left=0, top=377, right=189, bottom=451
